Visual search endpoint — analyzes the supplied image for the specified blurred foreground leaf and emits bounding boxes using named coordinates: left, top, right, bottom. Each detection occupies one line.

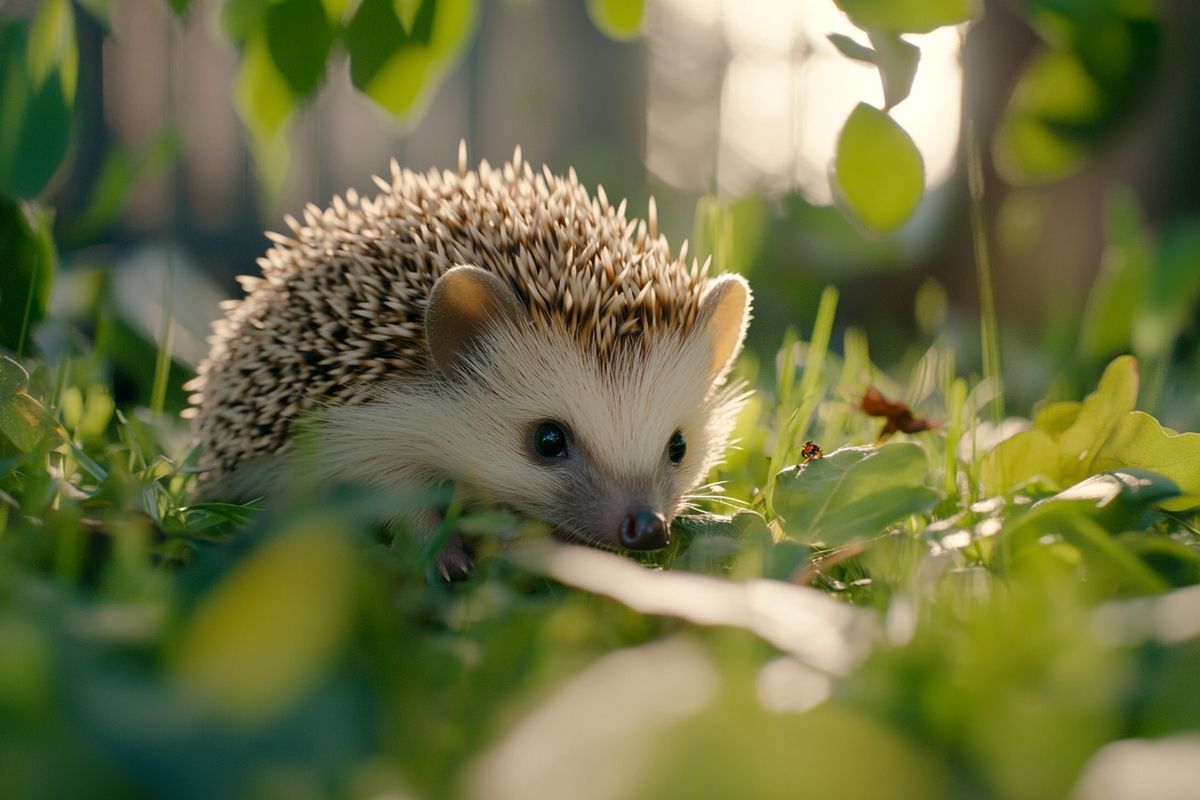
left=833, top=0, right=975, bottom=34
left=775, top=443, right=938, bottom=546
left=345, top=0, right=476, bottom=118
left=0, top=356, right=59, bottom=452
left=829, top=32, right=920, bottom=110
left=265, top=0, right=335, bottom=99
left=834, top=103, right=925, bottom=233
left=0, top=22, right=75, bottom=198
left=586, top=0, right=644, bottom=40
left=0, top=196, right=55, bottom=352
left=172, top=519, right=360, bottom=726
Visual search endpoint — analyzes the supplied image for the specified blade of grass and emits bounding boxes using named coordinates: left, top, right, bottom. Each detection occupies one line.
left=150, top=254, right=176, bottom=414
left=967, top=121, right=1003, bottom=423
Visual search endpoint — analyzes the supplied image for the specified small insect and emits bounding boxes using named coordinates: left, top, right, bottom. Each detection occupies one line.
left=860, top=387, right=939, bottom=440
left=800, top=441, right=824, bottom=462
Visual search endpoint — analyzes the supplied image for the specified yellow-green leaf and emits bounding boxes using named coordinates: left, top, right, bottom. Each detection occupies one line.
left=980, top=429, right=1061, bottom=497
left=235, top=33, right=295, bottom=143
left=27, top=0, right=79, bottom=102
left=587, top=0, right=644, bottom=41
left=834, top=103, right=925, bottom=233
left=833, top=0, right=976, bottom=34
left=172, top=520, right=359, bottom=726
left=1093, top=412, right=1200, bottom=511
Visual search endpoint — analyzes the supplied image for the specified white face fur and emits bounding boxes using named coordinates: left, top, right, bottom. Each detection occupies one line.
left=318, top=265, right=751, bottom=551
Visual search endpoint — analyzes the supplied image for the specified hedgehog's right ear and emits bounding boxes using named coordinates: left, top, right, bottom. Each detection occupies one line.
left=425, top=265, right=525, bottom=377
left=696, top=274, right=752, bottom=383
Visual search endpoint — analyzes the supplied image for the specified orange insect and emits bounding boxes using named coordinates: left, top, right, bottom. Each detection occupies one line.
left=860, top=387, right=939, bottom=440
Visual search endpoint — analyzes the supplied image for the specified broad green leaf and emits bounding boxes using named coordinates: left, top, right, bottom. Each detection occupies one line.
left=982, top=356, right=1138, bottom=495
left=1033, top=469, right=1180, bottom=530
left=1093, top=412, right=1200, bottom=511
left=834, top=103, right=925, bottom=233
left=0, top=356, right=58, bottom=453
left=221, top=0, right=269, bottom=45
left=586, top=0, right=645, bottom=40
left=828, top=33, right=921, bottom=110
left=0, top=23, right=74, bottom=198
left=0, top=196, right=55, bottom=352
left=172, top=520, right=359, bottom=725
left=1052, top=354, right=1138, bottom=482
left=774, top=444, right=938, bottom=546
left=265, top=0, right=335, bottom=99
left=833, top=0, right=976, bottom=33
left=980, top=429, right=1060, bottom=496
left=27, top=0, right=78, bottom=102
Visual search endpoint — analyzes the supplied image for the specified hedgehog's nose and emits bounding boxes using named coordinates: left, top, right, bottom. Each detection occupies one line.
left=618, top=509, right=669, bottom=551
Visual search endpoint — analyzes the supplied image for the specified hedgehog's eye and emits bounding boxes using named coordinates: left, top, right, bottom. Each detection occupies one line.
left=533, top=422, right=569, bottom=459
left=668, top=430, right=686, bottom=464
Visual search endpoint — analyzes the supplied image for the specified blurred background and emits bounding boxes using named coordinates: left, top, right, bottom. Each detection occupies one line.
left=25, top=0, right=1200, bottom=425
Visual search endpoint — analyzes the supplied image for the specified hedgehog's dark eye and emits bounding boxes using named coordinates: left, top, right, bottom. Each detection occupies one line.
left=668, top=430, right=686, bottom=464
left=533, top=422, right=568, bottom=459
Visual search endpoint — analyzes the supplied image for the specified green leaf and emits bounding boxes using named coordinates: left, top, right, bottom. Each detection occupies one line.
left=27, top=0, right=78, bottom=102
left=828, top=33, right=921, bottom=111
left=266, top=0, right=335, bottom=99
left=165, top=0, right=192, bottom=15
left=0, top=196, right=55, bottom=352
left=586, top=0, right=645, bottom=40
left=993, top=49, right=1098, bottom=184
left=833, top=0, right=976, bottom=33
left=982, top=356, right=1139, bottom=495
left=980, top=428, right=1060, bottom=496
left=0, top=356, right=58, bottom=453
left=1093, top=412, right=1200, bottom=511
left=834, top=103, right=925, bottom=233
left=0, top=23, right=75, bottom=198
left=345, top=0, right=476, bottom=119
left=774, top=443, right=939, bottom=546
left=1034, top=469, right=1181, bottom=529
left=172, top=520, right=360, bottom=725
left=1079, top=189, right=1150, bottom=359
left=1132, top=220, right=1200, bottom=360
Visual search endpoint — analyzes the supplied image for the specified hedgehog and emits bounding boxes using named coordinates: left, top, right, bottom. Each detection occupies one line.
left=186, top=144, right=752, bottom=577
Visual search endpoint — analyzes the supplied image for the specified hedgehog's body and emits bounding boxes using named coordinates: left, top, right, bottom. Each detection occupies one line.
left=188, top=146, right=751, bottom=572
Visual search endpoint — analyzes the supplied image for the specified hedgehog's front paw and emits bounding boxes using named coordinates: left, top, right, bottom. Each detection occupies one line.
left=435, top=533, right=474, bottom=581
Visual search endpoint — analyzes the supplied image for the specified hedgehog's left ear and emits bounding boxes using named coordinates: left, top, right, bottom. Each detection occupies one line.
left=696, top=274, right=751, bottom=383
left=426, top=265, right=525, bottom=378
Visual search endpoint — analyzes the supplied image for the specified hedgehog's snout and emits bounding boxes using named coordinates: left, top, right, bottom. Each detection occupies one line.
left=618, top=509, right=669, bottom=551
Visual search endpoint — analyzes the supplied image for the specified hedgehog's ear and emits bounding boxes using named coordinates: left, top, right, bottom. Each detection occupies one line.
left=426, top=265, right=525, bottom=377
left=696, top=274, right=751, bottom=383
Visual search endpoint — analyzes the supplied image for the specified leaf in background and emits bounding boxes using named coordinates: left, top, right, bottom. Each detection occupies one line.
left=833, top=0, right=976, bottom=34
left=1132, top=220, right=1200, bottom=360
left=1093, top=413, right=1200, bottom=512
left=221, top=0, right=269, bottom=46
left=1079, top=189, right=1151, bottom=360
left=0, top=356, right=59, bottom=453
left=586, top=0, right=645, bottom=41
left=165, top=0, right=192, bottom=16
left=828, top=33, right=921, bottom=111
left=0, top=196, right=55, bottom=352
left=993, top=50, right=1098, bottom=183
left=775, top=444, right=938, bottom=546
left=0, top=23, right=75, bottom=199
left=834, top=103, right=925, bottom=233
left=994, top=5, right=1161, bottom=185
left=266, top=0, right=335, bottom=99
left=172, top=519, right=359, bottom=726
left=979, top=428, right=1060, bottom=496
